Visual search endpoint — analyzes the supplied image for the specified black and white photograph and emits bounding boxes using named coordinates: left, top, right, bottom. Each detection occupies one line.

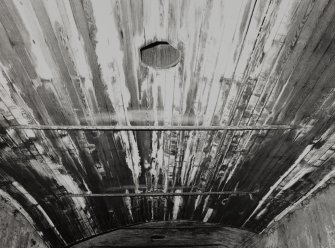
left=0, top=0, right=334, bottom=247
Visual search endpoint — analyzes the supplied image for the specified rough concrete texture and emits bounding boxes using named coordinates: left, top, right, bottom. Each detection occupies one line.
left=256, top=180, right=335, bottom=248
left=0, top=196, right=47, bottom=248
left=71, top=221, right=257, bottom=248
left=2, top=0, right=335, bottom=246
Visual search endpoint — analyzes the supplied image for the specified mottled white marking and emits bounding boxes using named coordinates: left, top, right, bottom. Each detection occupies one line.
left=203, top=208, right=213, bottom=222
left=91, top=0, right=131, bottom=122
left=181, top=131, right=194, bottom=185
left=0, top=65, right=36, bottom=138
left=124, top=189, right=134, bottom=222
left=12, top=0, right=53, bottom=81
left=43, top=0, right=98, bottom=122
left=119, top=131, right=141, bottom=191
left=172, top=189, right=183, bottom=220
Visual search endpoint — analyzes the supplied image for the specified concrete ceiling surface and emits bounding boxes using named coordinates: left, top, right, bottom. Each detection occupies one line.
left=0, top=0, right=335, bottom=247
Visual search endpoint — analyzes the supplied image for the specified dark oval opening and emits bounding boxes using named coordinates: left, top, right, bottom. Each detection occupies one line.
left=140, top=41, right=180, bottom=69
left=150, top=234, right=166, bottom=241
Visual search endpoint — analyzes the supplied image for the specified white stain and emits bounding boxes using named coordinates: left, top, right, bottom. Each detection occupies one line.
left=124, top=189, right=134, bottom=222
left=91, top=0, right=131, bottom=123
left=203, top=208, right=213, bottom=222
left=12, top=0, right=53, bottom=80
left=119, top=131, right=141, bottom=190
left=172, top=189, right=183, bottom=220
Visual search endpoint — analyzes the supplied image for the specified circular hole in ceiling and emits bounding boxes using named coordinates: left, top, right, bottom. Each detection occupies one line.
left=140, top=41, right=180, bottom=69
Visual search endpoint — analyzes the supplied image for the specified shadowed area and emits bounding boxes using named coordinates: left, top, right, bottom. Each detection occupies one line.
left=70, top=221, right=257, bottom=248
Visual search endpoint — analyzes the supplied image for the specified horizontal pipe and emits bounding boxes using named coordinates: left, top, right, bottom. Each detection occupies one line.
left=121, top=225, right=221, bottom=229
left=92, top=244, right=222, bottom=248
left=67, top=191, right=257, bottom=198
left=105, top=185, right=195, bottom=192
left=92, top=245, right=222, bottom=248
left=9, top=124, right=294, bottom=131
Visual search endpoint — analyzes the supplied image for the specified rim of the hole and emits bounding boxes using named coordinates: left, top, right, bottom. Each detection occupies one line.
left=140, top=41, right=170, bottom=52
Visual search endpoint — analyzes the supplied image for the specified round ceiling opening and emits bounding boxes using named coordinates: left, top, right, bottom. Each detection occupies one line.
left=140, top=41, right=181, bottom=69
left=150, top=234, right=166, bottom=241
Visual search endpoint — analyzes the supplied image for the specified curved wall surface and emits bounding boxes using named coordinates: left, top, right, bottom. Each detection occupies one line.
left=255, top=180, right=335, bottom=248
left=1, top=0, right=335, bottom=247
left=0, top=195, right=47, bottom=248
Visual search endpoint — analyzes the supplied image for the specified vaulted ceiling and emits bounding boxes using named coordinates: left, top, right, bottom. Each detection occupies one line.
left=1, top=0, right=335, bottom=247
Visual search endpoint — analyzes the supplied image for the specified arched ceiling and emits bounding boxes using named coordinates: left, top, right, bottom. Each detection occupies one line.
left=0, top=0, right=335, bottom=247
